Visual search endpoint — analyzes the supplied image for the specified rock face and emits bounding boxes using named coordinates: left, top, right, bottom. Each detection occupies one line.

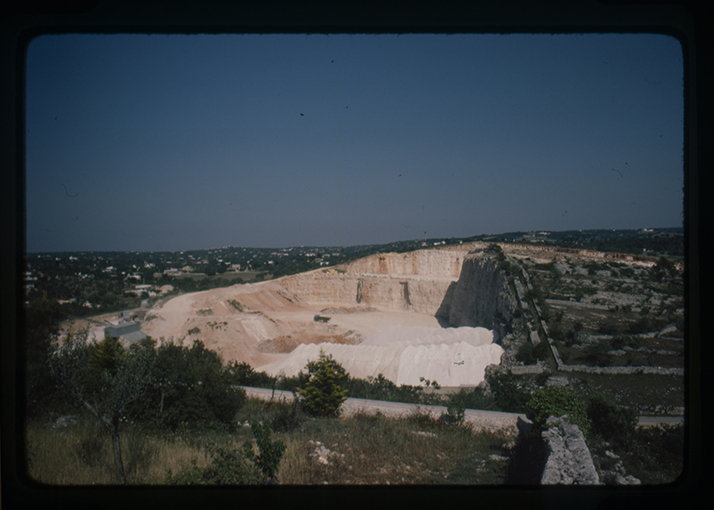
left=281, top=246, right=517, bottom=337
left=447, top=249, right=518, bottom=340
left=280, top=273, right=455, bottom=316
left=280, top=247, right=468, bottom=316
left=540, top=416, right=600, bottom=485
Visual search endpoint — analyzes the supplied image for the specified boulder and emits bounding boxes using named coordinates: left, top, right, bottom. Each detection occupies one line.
left=540, top=415, right=600, bottom=485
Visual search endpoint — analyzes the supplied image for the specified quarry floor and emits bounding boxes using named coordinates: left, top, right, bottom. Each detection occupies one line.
left=133, top=280, right=450, bottom=370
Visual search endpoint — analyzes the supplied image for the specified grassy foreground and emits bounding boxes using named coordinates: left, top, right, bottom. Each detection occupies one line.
left=25, top=398, right=514, bottom=486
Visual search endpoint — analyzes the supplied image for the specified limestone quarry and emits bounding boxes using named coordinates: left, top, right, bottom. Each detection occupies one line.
left=140, top=243, right=517, bottom=387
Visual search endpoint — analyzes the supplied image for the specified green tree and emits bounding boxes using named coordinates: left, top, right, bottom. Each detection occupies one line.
left=50, top=329, right=155, bottom=484
left=242, top=420, right=287, bottom=483
left=128, top=338, right=245, bottom=431
left=296, top=350, right=348, bottom=417
left=487, top=369, right=529, bottom=412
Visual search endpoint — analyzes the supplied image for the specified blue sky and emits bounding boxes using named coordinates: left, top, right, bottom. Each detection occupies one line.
left=25, top=33, right=684, bottom=253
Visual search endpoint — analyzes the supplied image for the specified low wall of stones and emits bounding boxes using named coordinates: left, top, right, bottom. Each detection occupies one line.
left=557, top=365, right=684, bottom=375
left=509, top=365, right=546, bottom=374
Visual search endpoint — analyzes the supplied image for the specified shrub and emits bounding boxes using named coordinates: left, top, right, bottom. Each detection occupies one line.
left=534, top=340, right=550, bottom=360
left=516, top=341, right=536, bottom=365
left=227, top=361, right=276, bottom=388
left=242, top=420, right=287, bottom=482
left=627, top=316, right=653, bottom=334
left=166, top=444, right=260, bottom=485
left=623, top=425, right=684, bottom=484
left=586, top=394, right=637, bottom=444
left=487, top=370, right=529, bottom=413
left=440, top=393, right=467, bottom=425
left=597, top=319, right=621, bottom=336
left=269, top=393, right=305, bottom=432
left=610, top=335, right=638, bottom=350
left=525, top=386, right=591, bottom=435
left=583, top=342, right=611, bottom=367
left=296, top=350, right=348, bottom=418
left=127, top=339, right=246, bottom=431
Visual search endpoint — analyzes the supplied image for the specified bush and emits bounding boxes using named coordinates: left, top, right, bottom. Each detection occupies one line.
left=440, top=393, right=467, bottom=425
left=586, top=394, right=637, bottom=444
left=166, top=444, right=260, bottom=485
left=487, top=370, right=529, bottom=413
left=623, top=425, right=684, bottom=484
left=516, top=341, right=537, bottom=365
left=525, top=386, right=591, bottom=435
left=534, top=340, right=550, bottom=360
left=127, top=339, right=246, bottom=431
left=25, top=298, right=69, bottom=419
left=627, top=316, right=653, bottom=334
left=609, top=335, right=638, bottom=351
left=296, top=350, right=348, bottom=418
left=269, top=393, right=305, bottom=432
left=227, top=361, right=276, bottom=388
left=583, top=342, right=611, bottom=367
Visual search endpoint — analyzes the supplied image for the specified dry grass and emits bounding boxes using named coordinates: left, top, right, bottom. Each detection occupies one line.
left=25, top=408, right=513, bottom=486
left=275, top=411, right=512, bottom=485
left=25, top=417, right=211, bottom=485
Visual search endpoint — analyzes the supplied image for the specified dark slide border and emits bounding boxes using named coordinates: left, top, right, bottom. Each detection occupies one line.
left=2, top=1, right=708, bottom=509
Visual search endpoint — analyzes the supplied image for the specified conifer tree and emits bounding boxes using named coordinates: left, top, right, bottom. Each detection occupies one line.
left=296, top=350, right=348, bottom=418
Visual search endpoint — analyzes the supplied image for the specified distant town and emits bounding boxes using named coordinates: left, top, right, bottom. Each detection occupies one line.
left=24, top=227, right=683, bottom=319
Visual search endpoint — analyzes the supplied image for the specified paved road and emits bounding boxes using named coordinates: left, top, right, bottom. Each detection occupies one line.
left=240, top=386, right=528, bottom=432
left=240, top=387, right=683, bottom=430
left=637, top=415, right=684, bottom=427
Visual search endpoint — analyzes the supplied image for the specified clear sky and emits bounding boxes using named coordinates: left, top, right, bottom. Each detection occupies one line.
left=25, top=33, right=684, bottom=253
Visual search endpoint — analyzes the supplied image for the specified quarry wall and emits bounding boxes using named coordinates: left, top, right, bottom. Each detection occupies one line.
left=279, top=246, right=518, bottom=339
left=447, top=250, right=518, bottom=340
left=279, top=273, right=455, bottom=316
left=344, top=248, right=467, bottom=278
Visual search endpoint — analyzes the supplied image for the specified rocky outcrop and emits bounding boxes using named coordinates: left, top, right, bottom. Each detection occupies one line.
left=446, top=249, right=518, bottom=341
left=540, top=416, right=600, bottom=485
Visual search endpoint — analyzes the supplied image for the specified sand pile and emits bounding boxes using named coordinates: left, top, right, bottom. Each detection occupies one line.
left=257, top=325, right=503, bottom=387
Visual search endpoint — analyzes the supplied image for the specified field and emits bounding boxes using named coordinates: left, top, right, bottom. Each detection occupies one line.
left=26, top=398, right=513, bottom=486
left=504, top=245, right=684, bottom=375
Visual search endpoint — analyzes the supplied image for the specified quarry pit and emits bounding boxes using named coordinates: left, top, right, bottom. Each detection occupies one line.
left=140, top=243, right=518, bottom=387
